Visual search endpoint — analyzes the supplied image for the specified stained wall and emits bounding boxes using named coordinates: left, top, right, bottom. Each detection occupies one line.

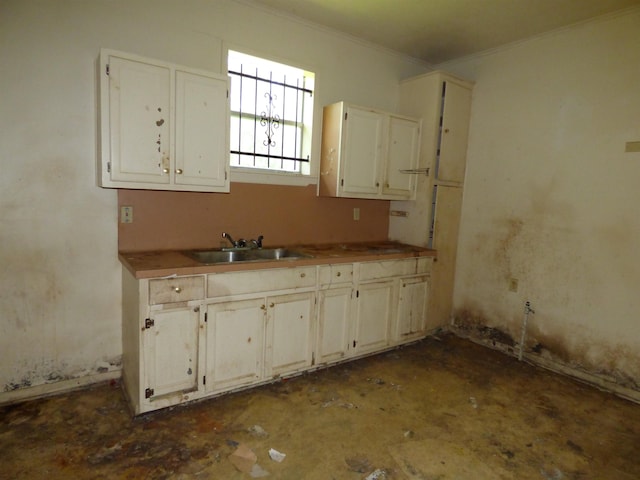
left=440, top=9, right=640, bottom=391
left=0, top=0, right=426, bottom=401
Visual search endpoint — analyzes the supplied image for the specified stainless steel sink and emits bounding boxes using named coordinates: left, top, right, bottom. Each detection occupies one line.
left=184, top=247, right=313, bottom=265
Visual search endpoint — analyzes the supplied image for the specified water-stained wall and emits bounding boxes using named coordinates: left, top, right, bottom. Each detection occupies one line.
left=0, top=0, right=427, bottom=402
left=441, top=9, right=640, bottom=395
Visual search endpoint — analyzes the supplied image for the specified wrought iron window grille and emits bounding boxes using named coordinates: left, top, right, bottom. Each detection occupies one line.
left=229, top=64, right=313, bottom=171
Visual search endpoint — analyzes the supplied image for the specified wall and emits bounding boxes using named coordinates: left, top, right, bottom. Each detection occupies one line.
left=440, top=9, right=640, bottom=394
left=0, top=0, right=427, bottom=402
left=118, top=184, right=390, bottom=251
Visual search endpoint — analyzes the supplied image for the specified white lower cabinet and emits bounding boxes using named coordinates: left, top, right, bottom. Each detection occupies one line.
left=144, top=306, right=201, bottom=398
left=317, top=287, right=353, bottom=364
left=395, top=275, right=430, bottom=342
left=206, top=298, right=265, bottom=391
left=316, top=263, right=354, bottom=364
left=265, top=292, right=315, bottom=376
left=122, top=256, right=431, bottom=414
left=353, top=281, right=393, bottom=354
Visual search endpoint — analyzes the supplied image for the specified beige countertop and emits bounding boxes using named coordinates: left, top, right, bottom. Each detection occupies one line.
left=120, top=241, right=437, bottom=279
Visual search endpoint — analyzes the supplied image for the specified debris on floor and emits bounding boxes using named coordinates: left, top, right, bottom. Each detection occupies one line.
left=268, top=448, right=286, bottom=462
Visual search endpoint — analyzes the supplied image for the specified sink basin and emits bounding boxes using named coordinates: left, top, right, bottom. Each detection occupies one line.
left=184, top=248, right=313, bottom=265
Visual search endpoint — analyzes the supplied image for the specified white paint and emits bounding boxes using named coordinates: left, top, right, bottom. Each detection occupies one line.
left=0, top=0, right=427, bottom=400
left=443, top=9, right=640, bottom=381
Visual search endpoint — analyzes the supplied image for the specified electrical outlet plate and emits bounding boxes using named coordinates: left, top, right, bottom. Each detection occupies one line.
left=120, top=206, right=133, bottom=224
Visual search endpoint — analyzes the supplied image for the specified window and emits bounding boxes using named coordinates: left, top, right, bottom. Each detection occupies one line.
left=228, top=50, right=314, bottom=175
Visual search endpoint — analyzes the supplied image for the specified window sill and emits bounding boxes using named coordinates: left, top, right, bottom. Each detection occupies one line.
left=230, top=169, right=318, bottom=187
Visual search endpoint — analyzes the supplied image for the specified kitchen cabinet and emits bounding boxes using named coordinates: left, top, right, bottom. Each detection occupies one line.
left=265, top=292, right=315, bottom=376
left=121, top=254, right=432, bottom=414
left=205, top=266, right=316, bottom=392
left=121, top=272, right=206, bottom=414
left=319, top=102, right=420, bottom=200
left=99, top=49, right=230, bottom=193
left=395, top=275, right=430, bottom=342
left=144, top=306, right=201, bottom=398
left=353, top=280, right=393, bottom=354
left=317, top=264, right=354, bottom=364
left=206, top=298, right=265, bottom=391
left=388, top=71, right=473, bottom=328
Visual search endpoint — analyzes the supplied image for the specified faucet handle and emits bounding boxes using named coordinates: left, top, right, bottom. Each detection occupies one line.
left=250, top=235, right=264, bottom=248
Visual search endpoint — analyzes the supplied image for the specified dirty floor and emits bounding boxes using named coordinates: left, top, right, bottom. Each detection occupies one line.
left=2, top=334, right=639, bottom=479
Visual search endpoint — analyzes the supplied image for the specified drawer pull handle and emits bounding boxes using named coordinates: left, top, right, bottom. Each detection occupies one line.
left=174, top=287, right=182, bottom=293
left=270, top=302, right=275, bottom=308
left=260, top=304, right=266, bottom=310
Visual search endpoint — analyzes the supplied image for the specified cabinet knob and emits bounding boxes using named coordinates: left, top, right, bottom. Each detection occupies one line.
left=175, top=168, right=183, bottom=174
left=376, top=182, right=380, bottom=187
left=300, top=273, right=306, bottom=278
left=174, top=287, right=182, bottom=293
left=336, top=272, right=341, bottom=277
left=444, top=128, right=450, bottom=133
left=269, top=302, right=275, bottom=308
left=260, top=304, right=266, bottom=310
left=162, top=168, right=170, bottom=174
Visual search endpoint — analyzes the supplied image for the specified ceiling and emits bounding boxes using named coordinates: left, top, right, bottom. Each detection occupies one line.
left=248, top=0, right=640, bottom=64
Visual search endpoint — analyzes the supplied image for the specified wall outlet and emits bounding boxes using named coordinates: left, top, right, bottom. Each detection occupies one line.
left=353, top=207, right=360, bottom=221
left=508, top=278, right=519, bottom=292
left=121, top=206, right=133, bottom=224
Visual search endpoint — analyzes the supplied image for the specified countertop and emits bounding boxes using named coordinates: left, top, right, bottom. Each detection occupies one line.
left=120, top=241, right=437, bottom=279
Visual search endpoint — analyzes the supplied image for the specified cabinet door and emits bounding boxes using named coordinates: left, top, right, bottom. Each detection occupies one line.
left=354, top=281, right=393, bottom=354
left=107, top=55, right=171, bottom=185
left=341, top=106, right=385, bottom=196
left=395, top=275, right=429, bottom=342
left=384, top=116, right=420, bottom=198
left=266, top=292, right=315, bottom=376
left=175, top=70, right=229, bottom=190
left=144, top=306, right=199, bottom=398
left=438, top=81, right=472, bottom=183
left=206, top=299, right=265, bottom=391
left=317, top=287, right=352, bottom=364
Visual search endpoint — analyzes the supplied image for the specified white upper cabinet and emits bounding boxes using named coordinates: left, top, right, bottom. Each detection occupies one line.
left=98, top=49, right=230, bottom=192
left=319, top=102, right=420, bottom=200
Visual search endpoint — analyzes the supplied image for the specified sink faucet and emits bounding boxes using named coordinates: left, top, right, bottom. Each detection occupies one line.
left=222, top=232, right=263, bottom=249
left=222, top=232, right=245, bottom=248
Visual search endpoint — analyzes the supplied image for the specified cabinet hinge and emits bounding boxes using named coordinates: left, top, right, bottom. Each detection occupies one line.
left=105, top=64, right=110, bottom=76
left=340, top=179, right=344, bottom=187
left=145, top=387, right=154, bottom=399
left=356, top=290, right=359, bottom=298
left=225, top=170, right=228, bottom=181
left=204, top=312, right=208, bottom=323
left=145, top=318, right=154, bottom=329
left=344, top=112, right=348, bottom=120
left=203, top=375, right=206, bottom=385
left=353, top=340, right=357, bottom=348
left=106, top=162, right=111, bottom=173
left=311, top=352, right=315, bottom=365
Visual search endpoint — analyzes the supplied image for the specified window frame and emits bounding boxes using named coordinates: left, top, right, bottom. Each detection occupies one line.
left=224, top=45, right=318, bottom=187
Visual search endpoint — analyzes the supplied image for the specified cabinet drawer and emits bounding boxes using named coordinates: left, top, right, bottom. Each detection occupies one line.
left=207, top=267, right=316, bottom=297
left=318, top=264, right=353, bottom=286
left=149, top=276, right=205, bottom=305
left=359, top=258, right=417, bottom=281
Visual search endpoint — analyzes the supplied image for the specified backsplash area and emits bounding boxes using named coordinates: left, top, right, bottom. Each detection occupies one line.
left=118, top=183, right=390, bottom=252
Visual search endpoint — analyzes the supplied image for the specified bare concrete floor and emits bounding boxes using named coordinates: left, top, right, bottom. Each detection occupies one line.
left=2, top=334, right=640, bottom=479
